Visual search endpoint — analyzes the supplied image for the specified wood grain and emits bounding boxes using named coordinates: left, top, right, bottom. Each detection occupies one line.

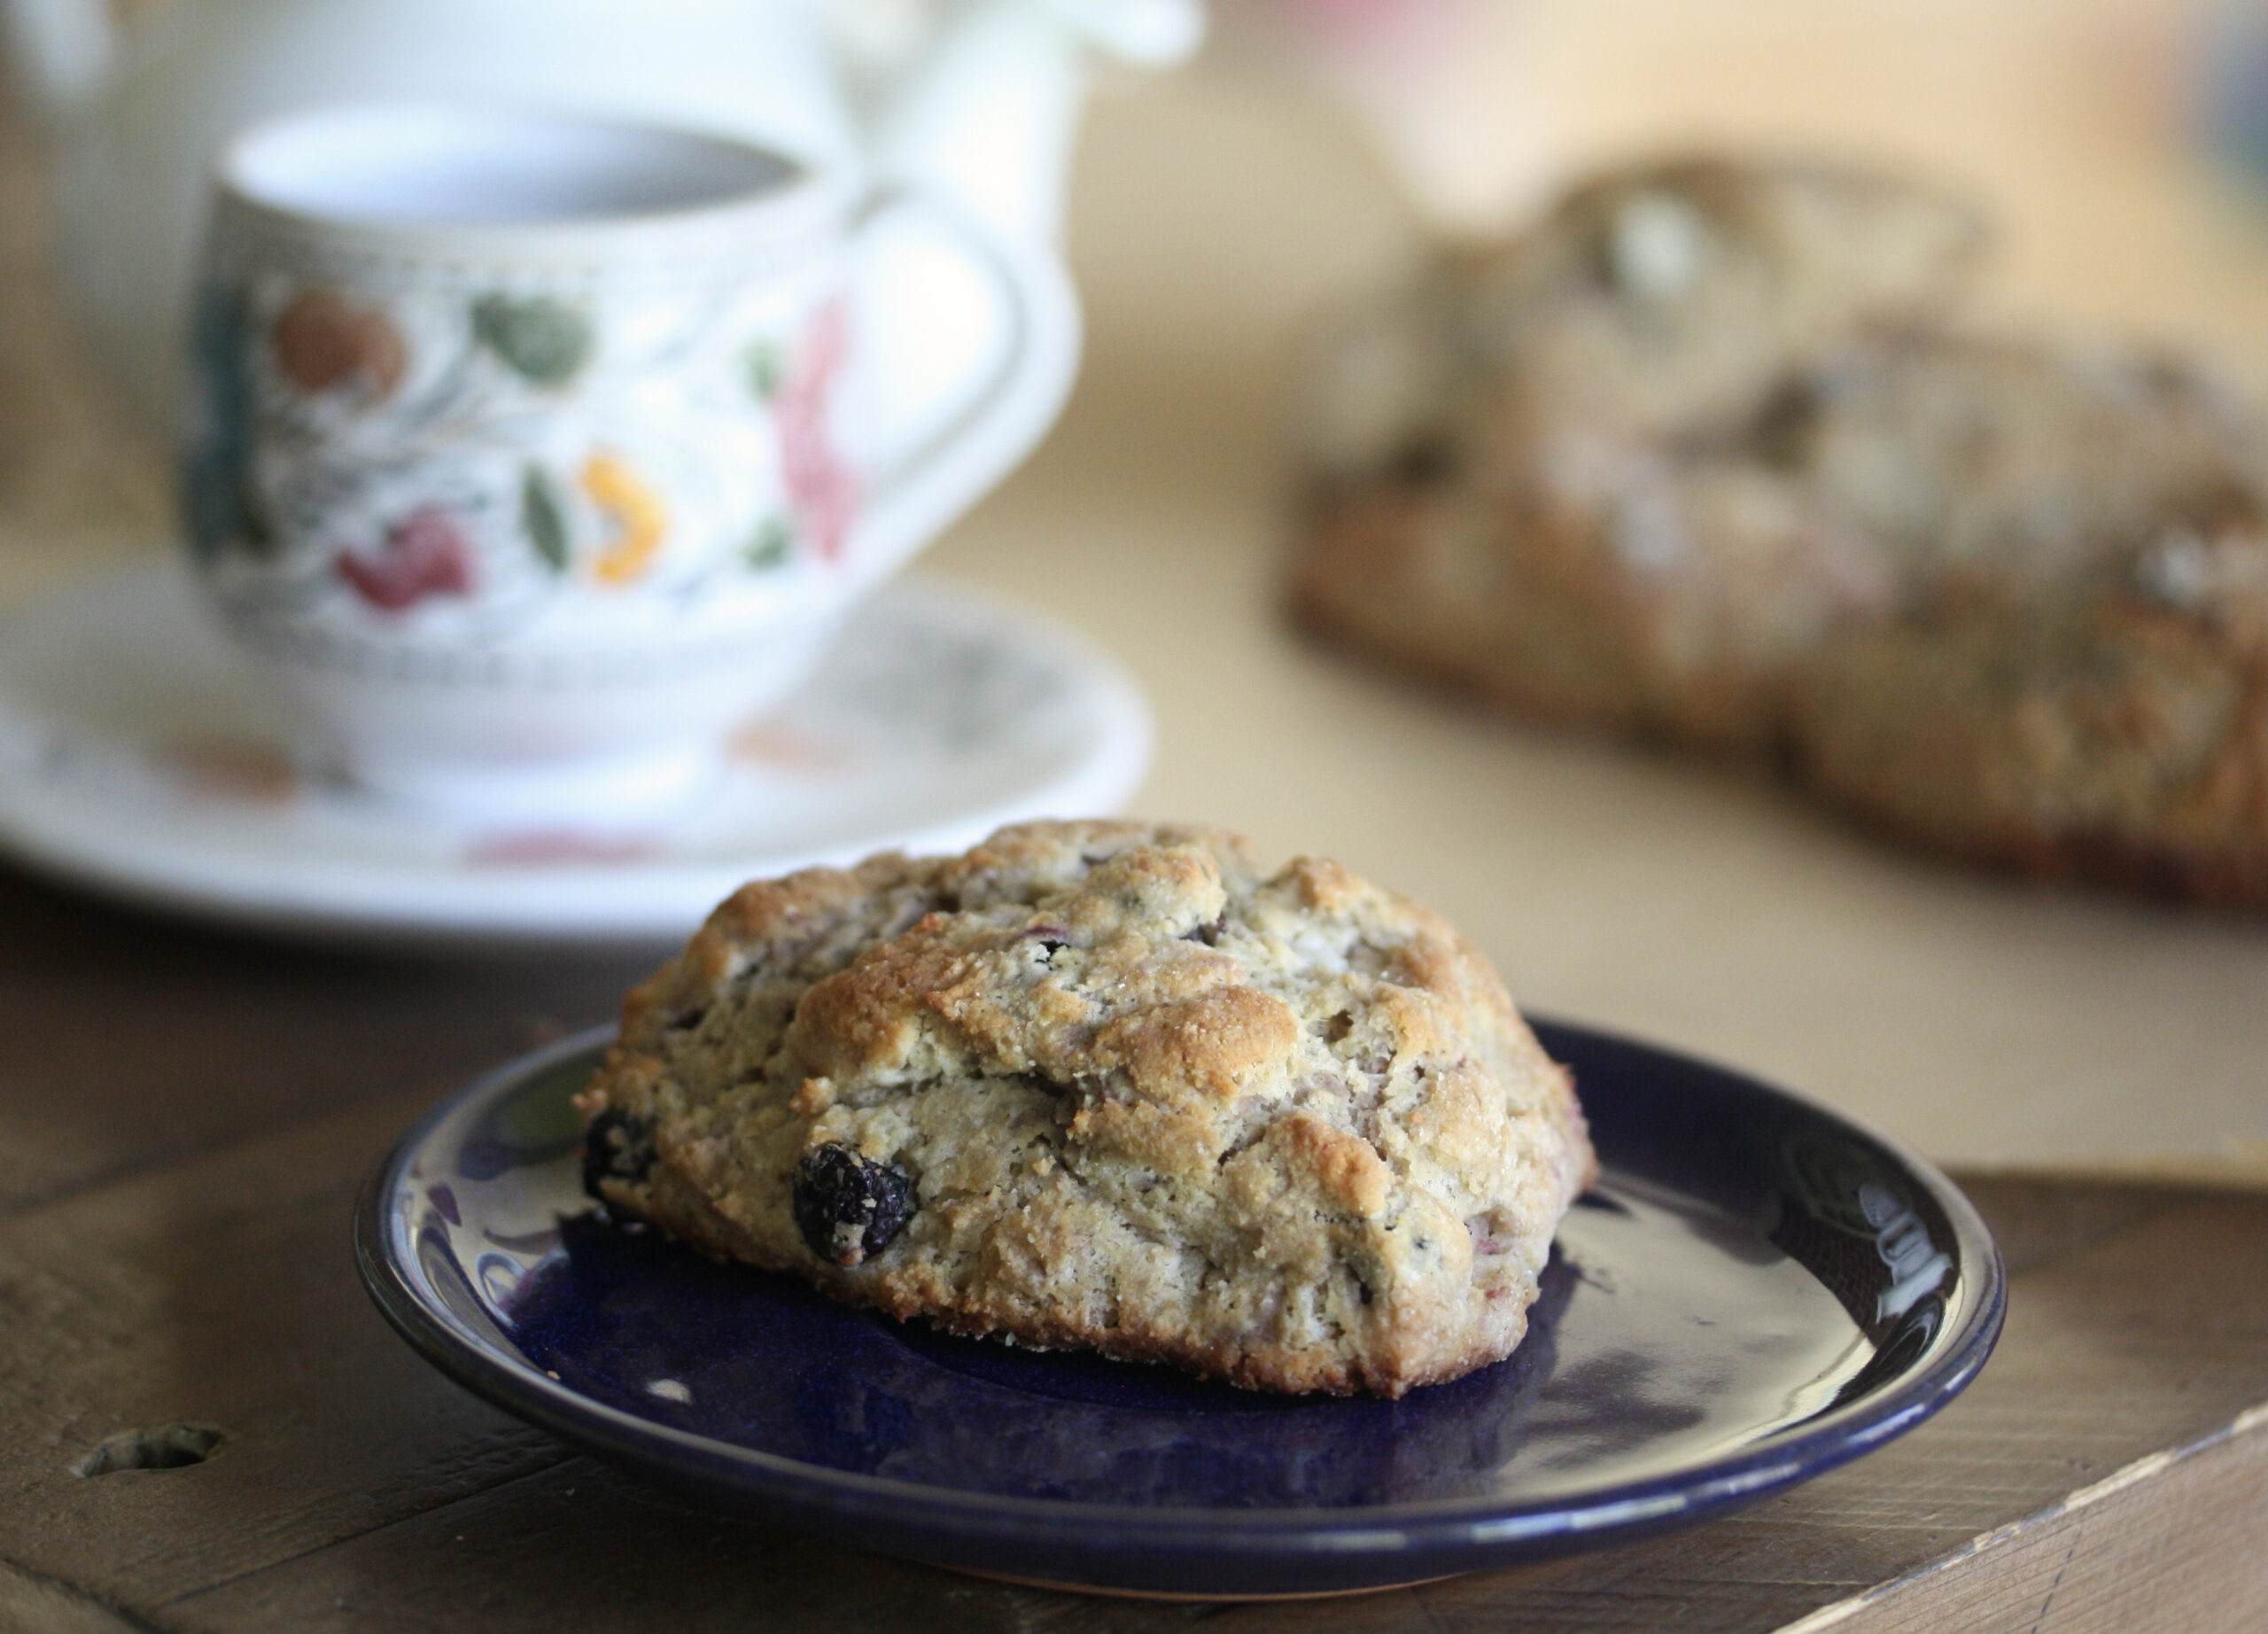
left=0, top=1558, right=144, bottom=1634
left=1784, top=1411, right=2268, bottom=1634
left=0, top=1087, right=577, bottom=1612
left=0, top=863, right=650, bottom=1217
left=0, top=1065, right=2255, bottom=1634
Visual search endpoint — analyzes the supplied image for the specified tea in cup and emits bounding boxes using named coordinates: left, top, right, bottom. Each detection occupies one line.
left=183, top=103, right=1078, bottom=823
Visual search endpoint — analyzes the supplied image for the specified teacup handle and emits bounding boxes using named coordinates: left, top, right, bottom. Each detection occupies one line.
left=836, top=188, right=1081, bottom=590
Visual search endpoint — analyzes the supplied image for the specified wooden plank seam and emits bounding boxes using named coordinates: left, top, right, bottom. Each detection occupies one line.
left=1769, top=1402, right=2268, bottom=1632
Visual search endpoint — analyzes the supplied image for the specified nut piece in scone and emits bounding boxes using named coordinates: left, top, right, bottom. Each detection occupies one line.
left=574, top=820, right=1596, bottom=1397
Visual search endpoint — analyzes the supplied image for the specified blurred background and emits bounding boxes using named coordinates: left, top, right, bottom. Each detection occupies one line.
left=1091, top=0, right=2267, bottom=416
left=4, top=0, right=2264, bottom=587
left=0, top=0, right=2263, bottom=1175
left=6, top=1, right=2259, bottom=576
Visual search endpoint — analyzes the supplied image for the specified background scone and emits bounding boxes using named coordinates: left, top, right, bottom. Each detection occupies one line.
left=1293, top=156, right=2268, bottom=906
left=1294, top=157, right=1990, bottom=755
left=576, top=820, right=1595, bottom=1398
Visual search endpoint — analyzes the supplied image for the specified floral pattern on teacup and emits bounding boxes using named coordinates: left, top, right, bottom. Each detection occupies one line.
left=185, top=255, right=853, bottom=645
left=273, top=288, right=406, bottom=398
left=581, top=450, right=671, bottom=587
left=183, top=287, right=266, bottom=565
left=775, top=296, right=856, bottom=563
left=336, top=504, right=478, bottom=611
left=470, top=295, right=594, bottom=389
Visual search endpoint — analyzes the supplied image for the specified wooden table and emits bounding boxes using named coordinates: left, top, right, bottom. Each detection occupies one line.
left=2, top=7, right=2264, bottom=1628
left=0, top=855, right=2259, bottom=1631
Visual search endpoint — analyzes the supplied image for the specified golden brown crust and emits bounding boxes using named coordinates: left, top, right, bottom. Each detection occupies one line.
left=575, top=820, right=1593, bottom=1397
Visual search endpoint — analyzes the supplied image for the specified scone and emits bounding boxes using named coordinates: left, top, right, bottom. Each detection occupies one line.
left=575, top=820, right=1596, bottom=1397
left=1292, top=154, right=2268, bottom=906
left=1297, top=158, right=1986, bottom=753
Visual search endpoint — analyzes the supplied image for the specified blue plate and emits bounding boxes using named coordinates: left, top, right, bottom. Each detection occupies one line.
left=355, top=1020, right=2003, bottom=1597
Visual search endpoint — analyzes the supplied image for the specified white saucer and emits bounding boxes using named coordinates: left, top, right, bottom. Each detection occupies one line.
left=0, top=561, right=1151, bottom=951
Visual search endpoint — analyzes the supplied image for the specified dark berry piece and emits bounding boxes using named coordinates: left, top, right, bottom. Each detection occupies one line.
left=582, top=1108, right=655, bottom=1199
left=1748, top=376, right=1821, bottom=470
left=792, top=1143, right=915, bottom=1267
left=1388, top=435, right=1456, bottom=485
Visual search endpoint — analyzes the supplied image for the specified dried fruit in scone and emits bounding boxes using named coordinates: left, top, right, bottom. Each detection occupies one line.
left=573, top=820, right=1596, bottom=1397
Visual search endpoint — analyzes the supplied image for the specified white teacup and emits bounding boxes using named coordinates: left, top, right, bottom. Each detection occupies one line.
left=182, top=103, right=1078, bottom=823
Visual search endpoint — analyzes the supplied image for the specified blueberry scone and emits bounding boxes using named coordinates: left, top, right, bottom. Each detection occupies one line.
left=575, top=820, right=1595, bottom=1397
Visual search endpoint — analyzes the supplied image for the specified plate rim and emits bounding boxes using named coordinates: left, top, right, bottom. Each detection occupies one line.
left=354, top=1018, right=2006, bottom=1570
